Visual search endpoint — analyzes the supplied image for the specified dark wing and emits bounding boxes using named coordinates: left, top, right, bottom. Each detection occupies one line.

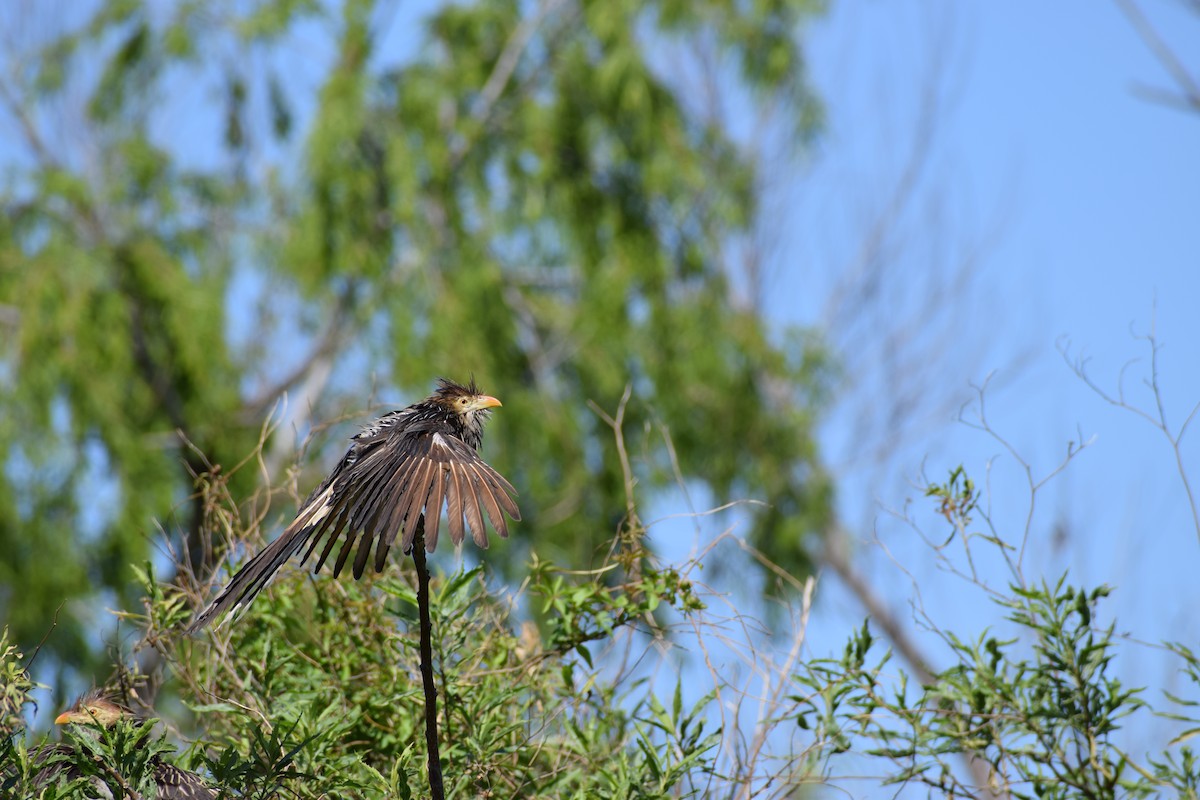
left=27, top=746, right=214, bottom=799
left=154, top=762, right=216, bottom=800
left=28, top=744, right=78, bottom=789
left=301, top=429, right=520, bottom=579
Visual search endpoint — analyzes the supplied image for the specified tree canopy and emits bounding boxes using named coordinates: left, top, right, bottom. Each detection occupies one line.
left=0, top=0, right=831, bottom=676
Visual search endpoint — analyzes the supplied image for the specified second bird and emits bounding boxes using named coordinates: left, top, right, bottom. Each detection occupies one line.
left=187, top=378, right=520, bottom=632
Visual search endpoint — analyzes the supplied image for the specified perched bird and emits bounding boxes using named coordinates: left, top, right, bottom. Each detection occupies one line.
left=188, top=378, right=520, bottom=632
left=30, top=691, right=215, bottom=800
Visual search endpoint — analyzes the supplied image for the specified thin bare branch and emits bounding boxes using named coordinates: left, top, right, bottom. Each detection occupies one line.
left=449, top=0, right=566, bottom=169
left=587, top=384, right=639, bottom=530
left=822, top=534, right=934, bottom=686
left=1116, top=0, right=1200, bottom=113
left=1060, top=327, right=1200, bottom=545
left=242, top=285, right=356, bottom=420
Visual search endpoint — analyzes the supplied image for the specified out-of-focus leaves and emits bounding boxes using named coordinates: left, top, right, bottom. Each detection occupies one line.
left=0, top=0, right=830, bottom=678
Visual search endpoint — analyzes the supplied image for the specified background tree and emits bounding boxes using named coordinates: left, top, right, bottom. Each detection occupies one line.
left=0, top=0, right=833, bottom=678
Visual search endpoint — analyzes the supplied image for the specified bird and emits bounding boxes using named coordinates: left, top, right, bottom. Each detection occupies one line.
left=27, top=691, right=215, bottom=799
left=187, top=377, right=520, bottom=632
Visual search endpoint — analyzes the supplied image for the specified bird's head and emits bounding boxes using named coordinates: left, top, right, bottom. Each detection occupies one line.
left=430, top=378, right=503, bottom=449
left=433, top=377, right=502, bottom=414
left=54, top=692, right=132, bottom=729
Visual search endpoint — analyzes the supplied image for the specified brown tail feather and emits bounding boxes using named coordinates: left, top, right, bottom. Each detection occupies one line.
left=186, top=486, right=334, bottom=633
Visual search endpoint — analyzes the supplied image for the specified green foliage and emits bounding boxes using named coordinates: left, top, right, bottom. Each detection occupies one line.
left=57, top=715, right=181, bottom=797
left=3, top=552, right=721, bottom=796
left=531, top=553, right=704, bottom=667
left=78, top=530, right=722, bottom=796
left=1, top=635, right=193, bottom=798
left=0, top=0, right=831, bottom=676
left=0, top=628, right=36, bottom=739
left=793, top=468, right=1200, bottom=799
left=1, top=628, right=46, bottom=796
left=9, top=425, right=1200, bottom=798
left=925, top=465, right=980, bottom=534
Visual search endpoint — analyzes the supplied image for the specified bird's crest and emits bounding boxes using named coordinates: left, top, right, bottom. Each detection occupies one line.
left=435, top=376, right=481, bottom=398
left=57, top=689, right=134, bottom=728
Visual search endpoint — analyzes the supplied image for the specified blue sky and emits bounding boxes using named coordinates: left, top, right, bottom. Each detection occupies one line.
left=584, top=3, right=1200, bottom=786
left=767, top=0, right=1200, bottom=769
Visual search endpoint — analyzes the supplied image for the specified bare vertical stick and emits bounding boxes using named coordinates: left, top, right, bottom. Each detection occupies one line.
left=411, top=517, right=445, bottom=799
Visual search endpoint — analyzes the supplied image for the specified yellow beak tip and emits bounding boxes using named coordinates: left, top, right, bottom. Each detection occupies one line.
left=479, top=395, right=502, bottom=409
left=54, top=712, right=73, bottom=725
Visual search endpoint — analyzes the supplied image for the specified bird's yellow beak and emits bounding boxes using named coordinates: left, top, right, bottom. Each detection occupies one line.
left=54, top=711, right=79, bottom=725
left=475, top=395, right=502, bottom=410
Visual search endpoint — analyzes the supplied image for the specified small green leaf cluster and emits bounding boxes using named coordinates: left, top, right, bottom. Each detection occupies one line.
left=925, top=465, right=980, bottom=534
left=0, top=629, right=35, bottom=739
left=531, top=554, right=704, bottom=668
left=792, top=470, right=1200, bottom=798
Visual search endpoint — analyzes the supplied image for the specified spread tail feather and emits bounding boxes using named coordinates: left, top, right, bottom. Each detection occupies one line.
left=186, top=487, right=332, bottom=634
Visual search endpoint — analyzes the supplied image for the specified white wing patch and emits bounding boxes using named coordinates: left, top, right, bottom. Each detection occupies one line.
left=305, top=486, right=335, bottom=525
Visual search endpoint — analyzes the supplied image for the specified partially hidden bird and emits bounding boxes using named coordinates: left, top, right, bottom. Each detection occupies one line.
left=187, top=378, right=520, bottom=632
left=33, top=691, right=216, bottom=799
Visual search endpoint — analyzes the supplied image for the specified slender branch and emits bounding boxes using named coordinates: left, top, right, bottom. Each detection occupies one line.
left=587, top=384, right=638, bottom=528
left=1116, top=0, right=1200, bottom=113
left=448, top=0, right=564, bottom=170
left=823, top=532, right=1008, bottom=799
left=94, top=756, right=139, bottom=799
left=734, top=575, right=815, bottom=800
left=0, top=70, right=60, bottom=169
left=243, top=284, right=357, bottom=420
left=1060, top=330, right=1200, bottom=545
left=822, top=536, right=934, bottom=685
left=472, top=0, right=561, bottom=125
left=411, top=518, right=445, bottom=800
